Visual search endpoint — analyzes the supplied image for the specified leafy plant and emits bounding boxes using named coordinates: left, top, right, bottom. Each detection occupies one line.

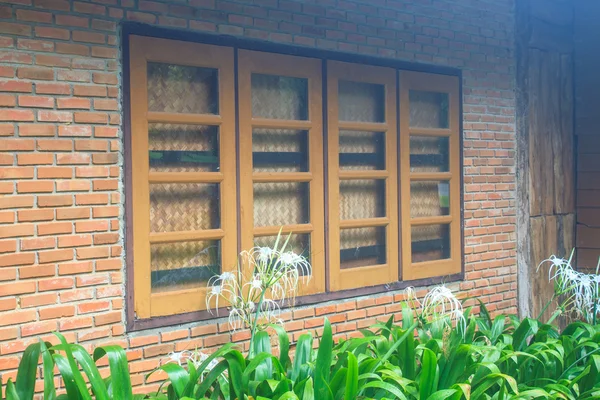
left=5, top=286, right=600, bottom=399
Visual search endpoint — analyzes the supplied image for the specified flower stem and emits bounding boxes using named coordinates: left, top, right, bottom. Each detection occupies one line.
left=249, top=289, right=266, bottom=357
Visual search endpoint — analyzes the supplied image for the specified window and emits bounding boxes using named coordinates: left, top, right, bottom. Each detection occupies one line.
left=127, top=35, right=461, bottom=322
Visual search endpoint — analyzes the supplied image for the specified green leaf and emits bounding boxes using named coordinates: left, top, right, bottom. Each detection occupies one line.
left=150, top=363, right=189, bottom=398
left=15, top=341, right=41, bottom=400
left=251, top=330, right=273, bottom=382
left=426, top=389, right=459, bottom=400
left=291, top=333, right=312, bottom=383
left=361, top=381, right=408, bottom=400
left=301, top=378, right=314, bottom=400
left=93, top=345, right=133, bottom=400
left=270, top=324, right=291, bottom=369
left=5, top=379, right=19, bottom=400
left=344, top=352, right=358, bottom=400
left=52, top=354, right=83, bottom=400
left=419, top=347, right=439, bottom=400
left=52, top=332, right=91, bottom=400
left=39, top=341, right=56, bottom=400
left=314, top=318, right=333, bottom=400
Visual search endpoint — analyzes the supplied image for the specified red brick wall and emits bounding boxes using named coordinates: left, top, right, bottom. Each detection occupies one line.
left=0, top=0, right=516, bottom=392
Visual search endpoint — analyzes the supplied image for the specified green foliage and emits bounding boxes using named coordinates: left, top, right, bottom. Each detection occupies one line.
left=6, top=303, right=600, bottom=399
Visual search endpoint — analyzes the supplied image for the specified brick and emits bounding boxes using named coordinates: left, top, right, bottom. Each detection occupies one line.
left=60, top=316, right=93, bottom=330
left=21, top=320, right=57, bottom=337
left=0, top=139, right=34, bottom=151
left=19, top=264, right=56, bottom=279
left=17, top=153, right=53, bottom=165
left=56, top=42, right=89, bottom=56
left=16, top=9, right=52, bottom=23
left=38, top=194, right=72, bottom=207
left=94, top=126, right=118, bottom=137
left=38, top=277, right=73, bottom=291
left=59, top=125, right=92, bottom=137
left=36, top=82, right=70, bottom=95
left=18, top=38, right=54, bottom=52
left=39, top=305, right=75, bottom=320
left=37, top=221, right=72, bottom=236
left=0, top=94, right=16, bottom=106
left=92, top=72, right=117, bottom=85
left=20, top=236, right=55, bottom=250
left=0, top=109, right=34, bottom=121
left=73, top=31, right=105, bottom=44
left=0, top=224, right=34, bottom=239
left=57, top=179, right=91, bottom=191
left=58, top=260, right=93, bottom=275
left=0, top=298, right=16, bottom=312
left=39, top=248, right=73, bottom=263
left=0, top=80, right=33, bottom=93
left=57, top=97, right=90, bottom=109
left=0, top=281, right=35, bottom=297
left=74, top=85, right=107, bottom=97
left=36, top=54, right=71, bottom=67
left=0, top=240, right=17, bottom=253
left=76, top=246, right=109, bottom=259
left=94, top=99, right=118, bottom=111
left=56, top=15, right=89, bottom=28
left=0, top=167, right=34, bottom=179
left=35, top=26, right=70, bottom=40
left=58, top=234, right=92, bottom=248
left=38, top=110, right=72, bottom=122
left=76, top=220, right=108, bottom=233
left=17, top=181, right=54, bottom=193
left=57, top=207, right=90, bottom=220
left=21, top=293, right=56, bottom=308
left=37, top=166, right=72, bottom=179
left=0, top=252, right=34, bottom=267
left=74, top=112, right=107, bottom=124
left=37, top=139, right=72, bottom=151
left=0, top=22, right=31, bottom=36
left=18, top=95, right=54, bottom=108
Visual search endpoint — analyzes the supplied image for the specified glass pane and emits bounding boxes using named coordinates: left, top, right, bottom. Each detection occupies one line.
left=338, top=80, right=385, bottom=122
left=253, top=129, right=308, bottom=172
left=149, top=124, right=219, bottom=173
left=339, top=130, right=385, bottom=170
left=151, top=240, right=221, bottom=293
left=340, top=227, right=386, bottom=269
left=251, top=74, right=308, bottom=120
left=254, top=233, right=311, bottom=275
left=410, top=136, right=449, bottom=172
left=253, top=182, right=309, bottom=227
left=340, top=179, right=385, bottom=220
left=147, top=62, right=218, bottom=114
left=411, top=224, right=450, bottom=263
left=409, top=90, right=449, bottom=128
left=150, top=183, right=220, bottom=232
left=410, top=181, right=450, bottom=218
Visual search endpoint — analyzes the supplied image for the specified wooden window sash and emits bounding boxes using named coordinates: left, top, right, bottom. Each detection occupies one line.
left=327, top=61, right=399, bottom=291
left=129, top=36, right=237, bottom=318
left=238, top=50, right=326, bottom=296
left=399, top=71, right=461, bottom=281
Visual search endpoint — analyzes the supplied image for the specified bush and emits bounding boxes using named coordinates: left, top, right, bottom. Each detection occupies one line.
left=5, top=300, right=600, bottom=400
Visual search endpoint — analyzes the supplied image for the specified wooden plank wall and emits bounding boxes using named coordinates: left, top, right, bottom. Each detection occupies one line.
left=575, top=1, right=600, bottom=273
left=516, top=0, right=576, bottom=319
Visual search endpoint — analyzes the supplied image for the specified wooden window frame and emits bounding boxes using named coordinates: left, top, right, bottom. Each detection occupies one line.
left=327, top=61, right=399, bottom=291
left=237, top=50, right=326, bottom=296
left=399, top=71, right=462, bottom=281
left=123, top=24, right=463, bottom=332
left=129, top=36, right=238, bottom=318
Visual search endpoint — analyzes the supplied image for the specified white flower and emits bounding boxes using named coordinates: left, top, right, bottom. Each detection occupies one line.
left=219, top=272, right=235, bottom=281
left=257, top=247, right=274, bottom=263
left=166, top=351, right=189, bottom=366
left=422, top=284, right=466, bottom=332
